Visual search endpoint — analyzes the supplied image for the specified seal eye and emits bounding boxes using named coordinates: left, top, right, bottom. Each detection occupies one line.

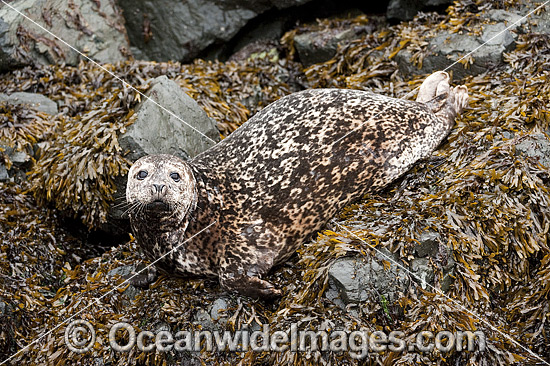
left=136, top=170, right=148, bottom=180
left=170, top=172, right=181, bottom=182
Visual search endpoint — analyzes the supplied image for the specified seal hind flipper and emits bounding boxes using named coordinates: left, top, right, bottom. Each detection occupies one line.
left=416, top=71, right=469, bottom=123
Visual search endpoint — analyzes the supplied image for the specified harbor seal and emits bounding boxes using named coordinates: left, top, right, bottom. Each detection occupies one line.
left=126, top=71, right=468, bottom=299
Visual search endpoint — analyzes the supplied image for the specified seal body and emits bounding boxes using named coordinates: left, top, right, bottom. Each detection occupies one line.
left=126, top=71, right=468, bottom=299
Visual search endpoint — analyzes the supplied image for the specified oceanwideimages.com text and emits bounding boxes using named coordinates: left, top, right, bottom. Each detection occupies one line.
left=65, top=320, right=486, bottom=358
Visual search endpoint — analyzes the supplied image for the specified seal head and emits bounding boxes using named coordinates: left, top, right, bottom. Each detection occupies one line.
left=127, top=154, right=196, bottom=230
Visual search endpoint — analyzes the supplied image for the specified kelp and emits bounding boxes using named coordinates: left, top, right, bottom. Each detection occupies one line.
left=0, top=0, right=549, bottom=365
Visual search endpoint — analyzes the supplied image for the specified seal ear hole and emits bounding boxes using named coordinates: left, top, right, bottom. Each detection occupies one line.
left=136, top=170, right=148, bottom=180
left=170, top=172, right=181, bottom=182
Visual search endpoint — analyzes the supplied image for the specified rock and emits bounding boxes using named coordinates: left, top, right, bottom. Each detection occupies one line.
left=294, top=28, right=360, bottom=66
left=107, top=263, right=156, bottom=300
left=530, top=6, right=550, bottom=34
left=194, top=308, right=214, bottom=330
left=0, top=0, right=130, bottom=72
left=395, top=9, right=526, bottom=78
left=0, top=92, right=57, bottom=114
left=0, top=145, right=33, bottom=182
left=228, top=40, right=280, bottom=63
left=0, top=164, right=8, bottom=181
left=209, top=298, right=229, bottom=324
left=327, top=249, right=409, bottom=304
left=410, top=258, right=434, bottom=290
left=117, top=0, right=314, bottom=62
left=414, top=231, right=440, bottom=257
left=515, top=134, right=550, bottom=168
left=0, top=299, right=7, bottom=315
left=387, top=0, right=453, bottom=22
left=118, top=75, right=220, bottom=163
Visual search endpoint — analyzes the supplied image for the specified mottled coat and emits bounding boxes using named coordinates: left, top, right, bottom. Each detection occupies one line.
left=127, top=71, right=468, bottom=298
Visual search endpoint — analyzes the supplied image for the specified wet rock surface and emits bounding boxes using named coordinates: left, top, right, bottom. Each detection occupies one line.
left=327, top=249, right=409, bottom=304
left=394, top=4, right=550, bottom=78
left=294, top=27, right=362, bottom=66
left=515, top=133, right=550, bottom=168
left=0, top=0, right=130, bottom=72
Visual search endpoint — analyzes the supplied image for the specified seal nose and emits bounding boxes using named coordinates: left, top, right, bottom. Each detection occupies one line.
left=152, top=184, right=166, bottom=194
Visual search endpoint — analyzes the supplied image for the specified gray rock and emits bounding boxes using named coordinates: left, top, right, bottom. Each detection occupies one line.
left=294, top=28, right=359, bottom=66
left=0, top=92, right=57, bottom=114
left=515, top=134, right=550, bottom=168
left=107, top=265, right=136, bottom=279
left=327, top=249, right=409, bottom=304
left=440, top=270, right=454, bottom=292
left=415, top=231, right=440, bottom=258
left=437, top=244, right=456, bottom=292
left=0, top=145, right=32, bottom=166
left=194, top=308, right=214, bottom=330
left=324, top=283, right=347, bottom=309
left=486, top=9, right=526, bottom=27
left=107, top=264, right=155, bottom=300
left=209, top=298, right=229, bottom=324
left=396, top=10, right=524, bottom=78
left=9, top=150, right=31, bottom=165
left=118, top=75, right=220, bottom=163
left=530, top=5, right=550, bottom=34
left=387, top=0, right=453, bottom=21
left=410, top=258, right=434, bottom=290
left=0, top=0, right=130, bottom=72
left=0, top=300, right=7, bottom=315
left=0, top=145, right=33, bottom=182
left=117, top=0, right=313, bottom=63
left=0, top=164, right=8, bottom=181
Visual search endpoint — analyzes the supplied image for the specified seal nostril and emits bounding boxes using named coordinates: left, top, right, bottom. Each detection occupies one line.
left=153, top=184, right=166, bottom=193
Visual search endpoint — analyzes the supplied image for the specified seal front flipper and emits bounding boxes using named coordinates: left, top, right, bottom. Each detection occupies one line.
left=217, top=228, right=283, bottom=300
left=219, top=271, right=282, bottom=300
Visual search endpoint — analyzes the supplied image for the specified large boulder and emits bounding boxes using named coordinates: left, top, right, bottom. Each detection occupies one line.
left=117, top=0, right=314, bottom=62
left=106, top=75, right=220, bottom=233
left=0, top=0, right=130, bottom=72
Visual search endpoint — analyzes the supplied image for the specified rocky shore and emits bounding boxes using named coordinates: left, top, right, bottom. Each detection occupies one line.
left=0, top=0, right=549, bottom=365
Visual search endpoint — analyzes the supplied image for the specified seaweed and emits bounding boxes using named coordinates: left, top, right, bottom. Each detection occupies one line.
left=1, top=0, right=549, bottom=364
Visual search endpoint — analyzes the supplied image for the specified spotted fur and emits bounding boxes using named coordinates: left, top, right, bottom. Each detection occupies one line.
left=127, top=71, right=468, bottom=299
